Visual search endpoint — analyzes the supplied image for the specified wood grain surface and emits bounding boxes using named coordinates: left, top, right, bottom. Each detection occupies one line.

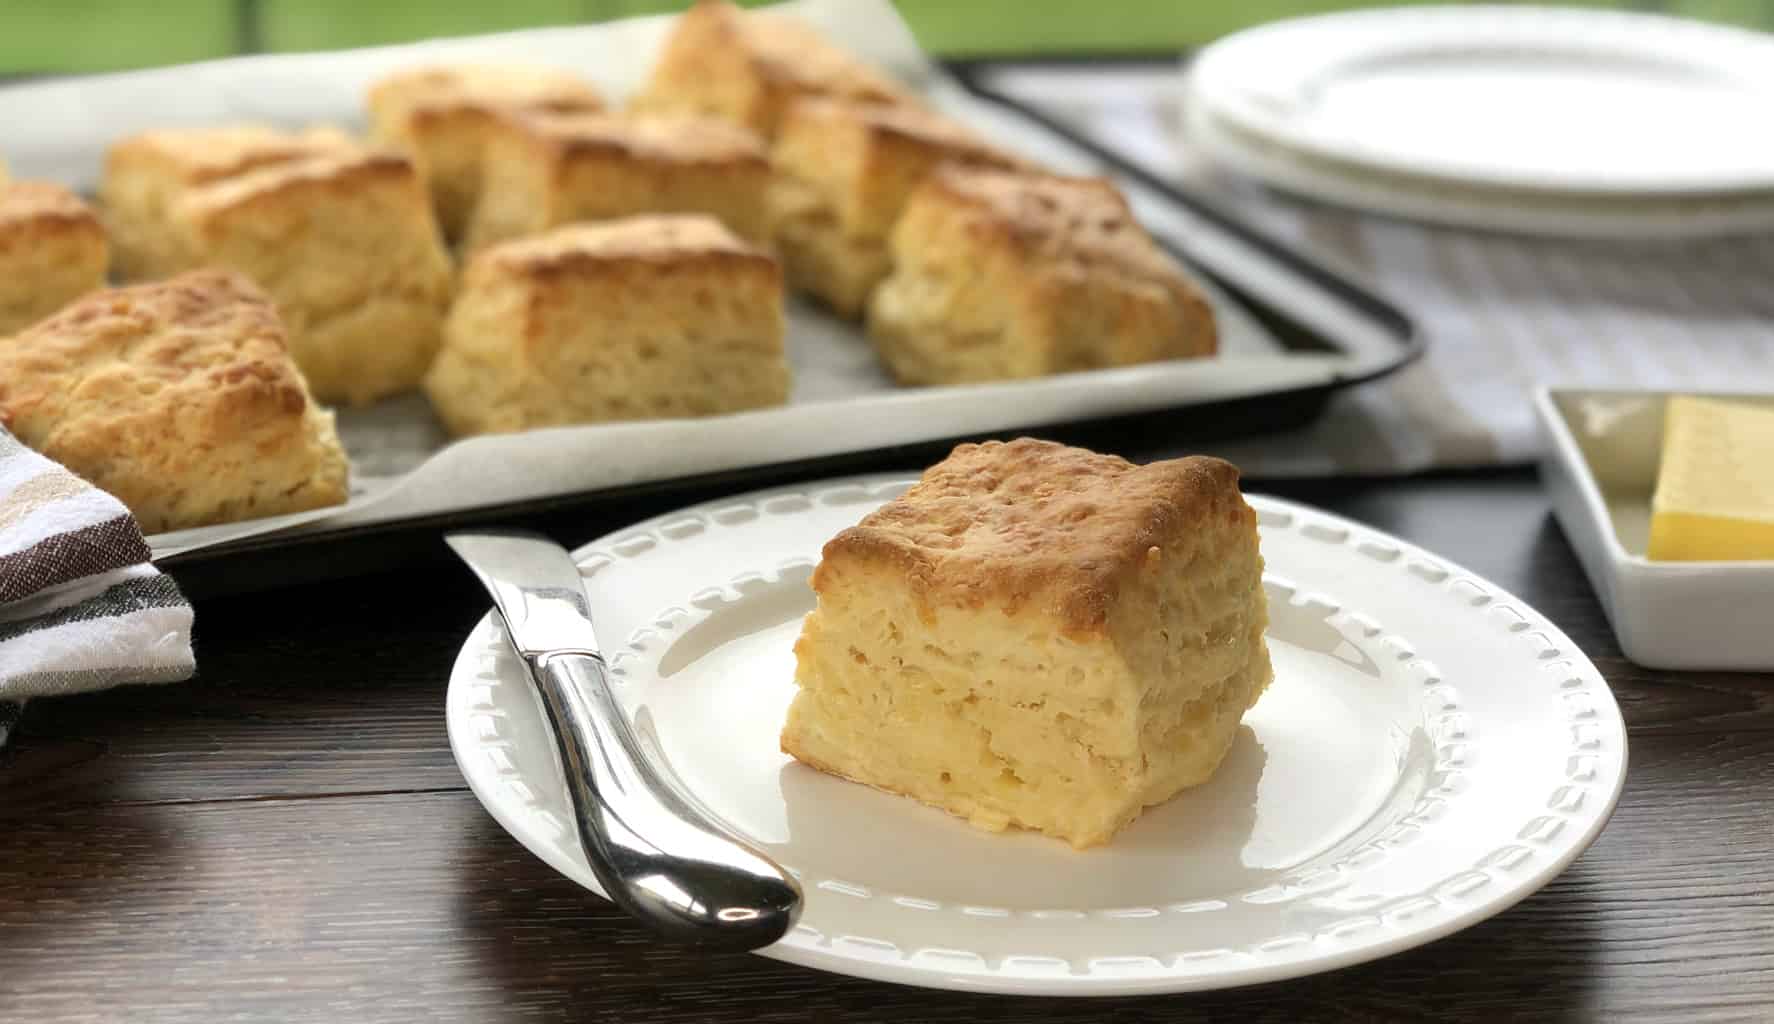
left=3, top=467, right=1771, bottom=1023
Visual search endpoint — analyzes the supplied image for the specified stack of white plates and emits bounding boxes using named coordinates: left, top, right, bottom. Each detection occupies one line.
left=1185, top=6, right=1774, bottom=239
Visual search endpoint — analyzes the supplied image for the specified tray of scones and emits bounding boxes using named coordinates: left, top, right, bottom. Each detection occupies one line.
left=0, top=0, right=1416, bottom=565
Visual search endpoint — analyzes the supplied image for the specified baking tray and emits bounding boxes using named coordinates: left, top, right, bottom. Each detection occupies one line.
left=0, top=2, right=1420, bottom=594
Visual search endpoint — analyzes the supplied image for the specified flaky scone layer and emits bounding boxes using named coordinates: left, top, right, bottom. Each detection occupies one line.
left=367, top=64, right=605, bottom=240
left=0, top=181, right=109, bottom=335
left=426, top=215, right=790, bottom=435
left=465, top=111, right=770, bottom=252
left=632, top=0, right=913, bottom=138
left=768, top=98, right=1018, bottom=317
left=868, top=167, right=1217, bottom=385
left=102, top=127, right=453, bottom=405
left=782, top=439, right=1271, bottom=848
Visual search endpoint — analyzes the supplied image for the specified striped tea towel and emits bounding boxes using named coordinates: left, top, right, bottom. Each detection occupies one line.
left=0, top=429, right=195, bottom=748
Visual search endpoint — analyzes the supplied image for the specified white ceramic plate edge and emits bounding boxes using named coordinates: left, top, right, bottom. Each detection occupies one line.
left=1189, top=5, right=1774, bottom=198
left=1184, top=100, right=1774, bottom=241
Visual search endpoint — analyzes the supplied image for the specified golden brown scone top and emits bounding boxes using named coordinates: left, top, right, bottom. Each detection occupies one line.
left=693, top=0, right=906, bottom=104
left=369, top=64, right=605, bottom=121
left=464, top=217, right=780, bottom=318
left=498, top=110, right=767, bottom=165
left=478, top=213, right=766, bottom=270
left=914, top=165, right=1192, bottom=284
left=818, top=439, right=1252, bottom=636
left=0, top=269, right=314, bottom=442
left=104, top=124, right=359, bottom=186
left=783, top=97, right=1007, bottom=162
left=174, top=149, right=421, bottom=221
left=0, top=180, right=103, bottom=233
left=636, top=0, right=915, bottom=136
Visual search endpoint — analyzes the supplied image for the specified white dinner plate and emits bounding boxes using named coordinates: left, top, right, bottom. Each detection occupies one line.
left=445, top=474, right=1627, bottom=996
left=1185, top=100, right=1774, bottom=240
left=1188, top=6, right=1774, bottom=198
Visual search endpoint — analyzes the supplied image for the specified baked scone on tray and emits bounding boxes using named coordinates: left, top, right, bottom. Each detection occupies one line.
left=464, top=111, right=770, bottom=252
left=101, top=125, right=453, bottom=406
left=633, top=0, right=914, bottom=139
left=0, top=179, right=109, bottom=336
left=0, top=270, right=349, bottom=534
left=101, top=124, right=357, bottom=280
left=427, top=214, right=790, bottom=436
left=782, top=438, right=1272, bottom=849
left=869, top=166, right=1219, bottom=385
left=367, top=64, right=605, bottom=241
left=769, top=98, right=1021, bottom=317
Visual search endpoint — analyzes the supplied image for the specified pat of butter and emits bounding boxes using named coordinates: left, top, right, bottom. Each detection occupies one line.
left=1648, top=395, right=1774, bottom=561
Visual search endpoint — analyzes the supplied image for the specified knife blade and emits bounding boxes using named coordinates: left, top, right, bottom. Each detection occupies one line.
left=446, top=529, right=801, bottom=951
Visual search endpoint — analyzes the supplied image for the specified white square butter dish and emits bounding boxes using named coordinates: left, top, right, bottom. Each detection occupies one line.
left=1536, top=388, right=1774, bottom=670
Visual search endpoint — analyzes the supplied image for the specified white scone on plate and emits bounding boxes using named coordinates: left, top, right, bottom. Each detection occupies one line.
left=101, top=126, right=454, bottom=406
left=868, top=166, right=1218, bottom=385
left=769, top=98, right=1021, bottom=317
left=367, top=64, right=605, bottom=241
left=0, top=269, right=349, bottom=533
left=425, top=215, right=791, bottom=436
left=0, top=180, right=109, bottom=335
left=632, top=0, right=913, bottom=139
left=464, top=111, right=770, bottom=252
left=781, top=438, right=1272, bottom=849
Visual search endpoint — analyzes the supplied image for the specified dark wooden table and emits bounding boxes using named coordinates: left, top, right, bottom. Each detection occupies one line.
left=3, top=464, right=1771, bottom=1022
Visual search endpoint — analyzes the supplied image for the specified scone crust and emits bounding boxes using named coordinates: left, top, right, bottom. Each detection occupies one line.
left=634, top=0, right=911, bottom=137
left=764, top=176, right=891, bottom=317
left=472, top=215, right=783, bottom=331
left=100, top=121, right=457, bottom=408
left=868, top=166, right=1218, bottom=383
left=367, top=64, right=604, bottom=130
left=177, top=150, right=428, bottom=223
left=0, top=182, right=110, bottom=334
left=102, top=124, right=359, bottom=281
left=767, top=99, right=1018, bottom=314
left=427, top=214, right=789, bottom=435
left=818, top=439, right=1250, bottom=637
left=498, top=110, right=767, bottom=167
left=466, top=111, right=771, bottom=249
left=0, top=269, right=349, bottom=532
left=911, top=166, right=1215, bottom=329
left=367, top=65, right=605, bottom=239
left=479, top=214, right=777, bottom=281
left=104, top=124, right=358, bottom=187
left=773, top=98, right=1019, bottom=241
left=0, top=181, right=105, bottom=232
left=165, top=150, right=453, bottom=406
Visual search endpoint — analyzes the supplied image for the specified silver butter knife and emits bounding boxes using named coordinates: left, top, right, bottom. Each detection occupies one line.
left=446, top=529, right=801, bottom=950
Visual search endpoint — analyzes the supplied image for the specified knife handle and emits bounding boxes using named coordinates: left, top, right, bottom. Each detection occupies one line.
left=529, top=650, right=801, bottom=950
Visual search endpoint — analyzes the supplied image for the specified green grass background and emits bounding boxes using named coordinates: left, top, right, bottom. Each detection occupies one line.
left=1, top=0, right=1770, bottom=74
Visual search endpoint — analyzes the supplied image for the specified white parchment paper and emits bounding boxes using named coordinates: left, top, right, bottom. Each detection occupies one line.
left=0, top=0, right=1357, bottom=560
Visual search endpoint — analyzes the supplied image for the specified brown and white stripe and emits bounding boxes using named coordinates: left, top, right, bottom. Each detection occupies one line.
left=0, top=430, right=194, bottom=733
